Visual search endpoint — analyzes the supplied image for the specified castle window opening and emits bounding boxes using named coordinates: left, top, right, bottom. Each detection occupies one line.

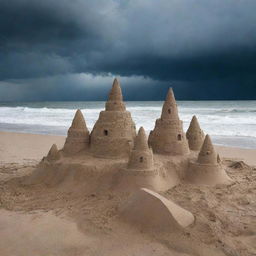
left=104, top=130, right=108, bottom=136
left=178, top=134, right=182, bottom=141
left=206, top=151, right=210, bottom=155
left=140, top=157, right=143, bottom=163
left=168, top=108, right=171, bottom=114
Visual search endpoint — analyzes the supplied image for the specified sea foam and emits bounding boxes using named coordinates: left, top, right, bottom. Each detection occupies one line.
left=0, top=101, right=255, bottom=148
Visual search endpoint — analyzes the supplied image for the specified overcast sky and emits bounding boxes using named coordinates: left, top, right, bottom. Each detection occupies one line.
left=0, top=0, right=256, bottom=101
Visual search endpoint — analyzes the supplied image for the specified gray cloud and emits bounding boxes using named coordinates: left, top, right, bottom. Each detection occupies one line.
left=0, top=74, right=167, bottom=101
left=0, top=0, right=256, bottom=100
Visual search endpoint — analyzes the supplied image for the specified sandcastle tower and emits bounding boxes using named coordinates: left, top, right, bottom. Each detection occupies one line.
left=128, top=127, right=154, bottom=170
left=187, top=135, right=231, bottom=185
left=90, top=78, right=136, bottom=158
left=45, top=144, right=60, bottom=161
left=148, top=88, right=189, bottom=155
left=186, top=115, right=205, bottom=151
left=197, top=135, right=217, bottom=164
left=63, top=109, right=90, bottom=154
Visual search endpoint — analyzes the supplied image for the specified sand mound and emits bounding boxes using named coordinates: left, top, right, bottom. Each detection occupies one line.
left=24, top=152, right=187, bottom=193
left=186, top=161, right=232, bottom=186
left=186, top=135, right=232, bottom=186
left=229, top=160, right=250, bottom=169
left=120, top=188, right=194, bottom=233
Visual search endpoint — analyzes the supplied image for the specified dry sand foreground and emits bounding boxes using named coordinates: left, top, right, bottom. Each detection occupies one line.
left=0, top=131, right=255, bottom=256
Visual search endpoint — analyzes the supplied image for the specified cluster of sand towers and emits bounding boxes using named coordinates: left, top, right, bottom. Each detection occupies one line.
left=45, top=78, right=230, bottom=186
left=42, top=78, right=232, bottom=232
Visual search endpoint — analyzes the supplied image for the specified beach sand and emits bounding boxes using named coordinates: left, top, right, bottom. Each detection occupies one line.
left=0, top=131, right=255, bottom=256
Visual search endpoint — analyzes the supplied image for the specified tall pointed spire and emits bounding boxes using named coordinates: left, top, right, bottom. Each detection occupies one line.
left=71, top=109, right=88, bottom=131
left=186, top=115, right=205, bottom=151
left=105, top=78, right=126, bottom=111
left=108, top=78, right=123, bottom=101
left=197, top=135, right=217, bottom=164
left=161, top=88, right=179, bottom=120
left=134, top=127, right=149, bottom=151
left=165, top=87, right=176, bottom=102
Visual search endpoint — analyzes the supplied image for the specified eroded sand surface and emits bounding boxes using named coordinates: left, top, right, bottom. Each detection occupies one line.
left=0, top=132, right=256, bottom=256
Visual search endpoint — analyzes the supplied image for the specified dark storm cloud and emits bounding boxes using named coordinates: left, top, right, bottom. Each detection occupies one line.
left=0, top=0, right=256, bottom=100
left=0, top=74, right=166, bottom=101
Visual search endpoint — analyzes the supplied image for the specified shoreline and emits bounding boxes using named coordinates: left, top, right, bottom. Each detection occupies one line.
left=0, top=131, right=255, bottom=166
left=1, top=124, right=256, bottom=149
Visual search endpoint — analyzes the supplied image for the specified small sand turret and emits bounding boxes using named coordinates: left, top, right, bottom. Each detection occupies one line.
left=161, top=88, right=179, bottom=120
left=148, top=88, right=189, bottom=155
left=197, top=135, right=217, bottom=164
left=90, top=78, right=136, bottom=158
left=45, top=144, right=60, bottom=161
left=128, top=127, right=154, bottom=170
left=186, top=115, right=204, bottom=151
left=63, top=109, right=90, bottom=154
left=186, top=135, right=231, bottom=185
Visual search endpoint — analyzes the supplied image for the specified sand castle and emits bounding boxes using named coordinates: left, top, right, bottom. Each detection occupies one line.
left=38, top=78, right=233, bottom=233
left=148, top=88, right=189, bottom=155
left=42, top=78, right=230, bottom=187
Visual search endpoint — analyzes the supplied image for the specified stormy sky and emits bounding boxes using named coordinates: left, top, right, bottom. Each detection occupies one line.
left=0, top=0, right=256, bottom=101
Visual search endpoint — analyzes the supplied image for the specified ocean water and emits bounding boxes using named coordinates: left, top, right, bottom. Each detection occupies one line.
left=0, top=101, right=256, bottom=149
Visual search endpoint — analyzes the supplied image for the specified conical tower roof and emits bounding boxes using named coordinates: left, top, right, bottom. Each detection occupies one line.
left=186, top=115, right=205, bottom=151
left=108, top=78, right=123, bottom=101
left=197, top=134, right=217, bottom=164
left=161, top=88, right=179, bottom=120
left=70, top=109, right=88, bottom=130
left=165, top=87, right=176, bottom=102
left=134, top=127, right=149, bottom=151
left=187, top=116, right=201, bottom=135
left=105, top=78, right=126, bottom=111
left=47, top=144, right=60, bottom=160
